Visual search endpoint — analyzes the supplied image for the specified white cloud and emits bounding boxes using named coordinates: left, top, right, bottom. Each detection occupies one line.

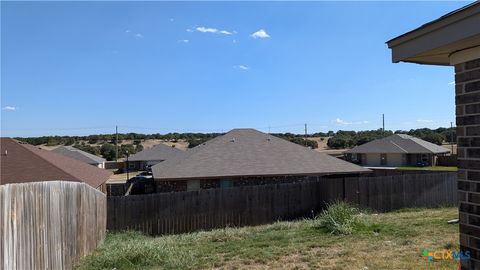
left=232, top=39, right=237, bottom=44
left=417, top=119, right=434, bottom=123
left=186, top=29, right=194, bottom=32
left=125, top=30, right=131, bottom=33
left=196, top=26, right=219, bottom=33
left=449, top=81, right=455, bottom=85
left=233, top=65, right=249, bottom=70
left=2, top=106, right=17, bottom=111
left=169, top=18, right=174, bottom=22
left=250, top=29, right=270, bottom=39
left=135, top=33, right=144, bottom=38
left=334, top=118, right=369, bottom=125
left=178, top=39, right=189, bottom=43
left=195, top=26, right=233, bottom=35
left=335, top=118, right=352, bottom=125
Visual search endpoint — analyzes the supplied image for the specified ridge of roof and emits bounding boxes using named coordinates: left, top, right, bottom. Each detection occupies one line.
left=53, top=145, right=105, bottom=164
left=128, top=143, right=185, bottom=161
left=153, top=128, right=370, bottom=180
left=389, top=140, right=408, bottom=153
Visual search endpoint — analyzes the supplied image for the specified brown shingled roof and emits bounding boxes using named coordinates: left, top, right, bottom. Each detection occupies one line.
left=0, top=138, right=112, bottom=188
left=153, top=129, right=370, bottom=180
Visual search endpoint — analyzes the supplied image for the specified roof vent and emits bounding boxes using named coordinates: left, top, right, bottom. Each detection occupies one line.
left=230, top=138, right=236, bottom=143
left=267, top=138, right=271, bottom=141
left=4, top=150, right=7, bottom=156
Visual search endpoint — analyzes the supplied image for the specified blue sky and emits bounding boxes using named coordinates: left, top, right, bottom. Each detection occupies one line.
left=1, top=1, right=469, bottom=137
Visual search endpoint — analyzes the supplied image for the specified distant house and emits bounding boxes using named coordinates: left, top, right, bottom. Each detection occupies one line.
left=0, top=138, right=112, bottom=192
left=344, top=134, right=450, bottom=167
left=152, top=129, right=370, bottom=192
left=52, top=146, right=106, bottom=168
left=128, top=144, right=185, bottom=171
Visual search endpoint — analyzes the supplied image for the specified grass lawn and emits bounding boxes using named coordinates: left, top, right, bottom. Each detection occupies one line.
left=397, top=166, right=458, bottom=172
left=76, top=208, right=461, bottom=270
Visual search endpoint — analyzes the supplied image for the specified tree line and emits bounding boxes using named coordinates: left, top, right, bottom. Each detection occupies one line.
left=14, top=127, right=455, bottom=157
left=72, top=141, right=144, bottom=161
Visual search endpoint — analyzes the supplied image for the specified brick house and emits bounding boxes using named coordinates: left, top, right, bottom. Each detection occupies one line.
left=344, top=134, right=450, bottom=167
left=152, top=129, right=370, bottom=192
left=387, top=2, right=480, bottom=269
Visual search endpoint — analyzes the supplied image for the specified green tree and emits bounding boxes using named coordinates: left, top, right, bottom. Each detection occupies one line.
left=100, top=143, right=117, bottom=161
left=120, top=144, right=136, bottom=157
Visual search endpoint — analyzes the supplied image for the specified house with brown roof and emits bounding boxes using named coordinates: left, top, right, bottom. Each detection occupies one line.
left=344, top=134, right=450, bottom=167
left=0, top=138, right=112, bottom=192
left=152, top=129, right=370, bottom=192
left=387, top=2, right=480, bottom=268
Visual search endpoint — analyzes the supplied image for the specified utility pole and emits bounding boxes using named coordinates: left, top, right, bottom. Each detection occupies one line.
left=304, top=123, right=307, bottom=146
left=115, top=125, right=118, bottom=162
left=451, top=121, right=454, bottom=154
left=382, top=114, right=385, bottom=136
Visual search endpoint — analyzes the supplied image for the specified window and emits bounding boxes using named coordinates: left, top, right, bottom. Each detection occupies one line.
left=380, top=154, right=387, bottom=166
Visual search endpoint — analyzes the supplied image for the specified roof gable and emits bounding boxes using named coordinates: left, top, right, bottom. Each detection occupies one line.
left=153, top=129, right=369, bottom=180
left=129, top=143, right=185, bottom=162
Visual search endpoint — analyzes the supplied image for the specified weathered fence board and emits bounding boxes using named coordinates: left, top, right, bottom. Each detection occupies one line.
left=1, top=181, right=106, bottom=270
left=107, top=172, right=457, bottom=235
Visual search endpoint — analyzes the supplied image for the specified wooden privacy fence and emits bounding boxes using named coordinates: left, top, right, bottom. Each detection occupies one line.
left=107, top=172, right=457, bottom=235
left=0, top=181, right=107, bottom=270
left=343, top=172, right=457, bottom=212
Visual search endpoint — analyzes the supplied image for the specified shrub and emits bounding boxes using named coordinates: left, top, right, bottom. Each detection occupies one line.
left=188, top=138, right=210, bottom=148
left=64, top=137, right=75, bottom=146
left=100, top=143, right=117, bottom=161
left=316, top=201, right=361, bottom=235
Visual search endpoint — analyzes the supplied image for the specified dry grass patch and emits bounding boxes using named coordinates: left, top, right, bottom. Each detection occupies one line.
left=76, top=207, right=459, bottom=270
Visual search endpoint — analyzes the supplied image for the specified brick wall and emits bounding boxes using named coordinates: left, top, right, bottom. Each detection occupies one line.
left=455, top=58, right=480, bottom=270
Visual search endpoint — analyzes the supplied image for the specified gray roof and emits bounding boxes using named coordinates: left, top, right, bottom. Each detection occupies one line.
left=128, top=143, right=185, bottom=162
left=52, top=146, right=105, bottom=165
left=345, top=134, right=450, bottom=154
left=153, top=128, right=370, bottom=180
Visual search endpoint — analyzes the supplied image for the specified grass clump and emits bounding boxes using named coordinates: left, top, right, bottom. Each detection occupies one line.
left=315, top=201, right=363, bottom=235
left=75, top=231, right=197, bottom=270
